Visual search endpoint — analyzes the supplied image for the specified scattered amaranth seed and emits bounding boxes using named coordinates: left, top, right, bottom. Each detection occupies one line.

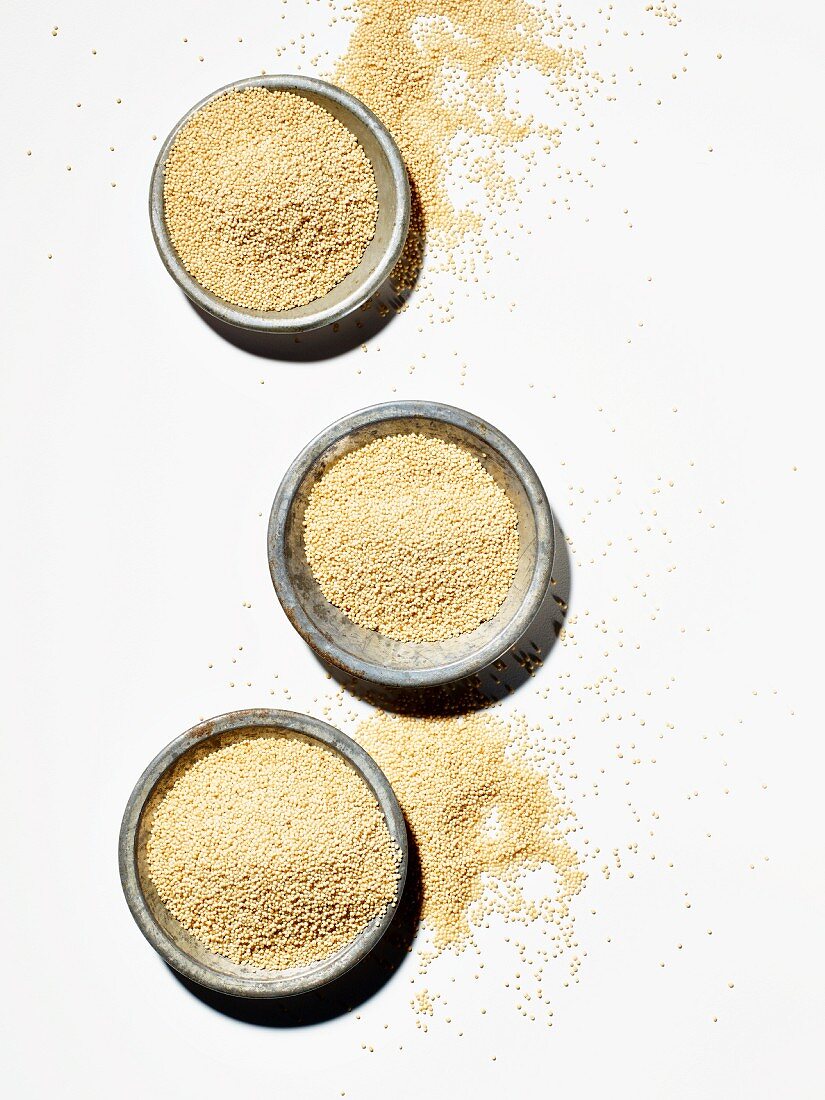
left=334, top=0, right=590, bottom=290
left=355, top=710, right=584, bottom=954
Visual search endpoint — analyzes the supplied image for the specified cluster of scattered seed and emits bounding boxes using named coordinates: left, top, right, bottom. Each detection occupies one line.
left=146, top=735, right=401, bottom=970
left=163, top=87, right=378, bottom=310
left=355, top=710, right=585, bottom=956
left=303, top=433, right=520, bottom=642
left=334, top=0, right=591, bottom=290
left=646, top=2, right=682, bottom=28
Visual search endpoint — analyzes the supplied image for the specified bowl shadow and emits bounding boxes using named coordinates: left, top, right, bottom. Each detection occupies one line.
left=315, top=517, right=572, bottom=716
left=167, top=828, right=423, bottom=1026
left=186, top=275, right=412, bottom=362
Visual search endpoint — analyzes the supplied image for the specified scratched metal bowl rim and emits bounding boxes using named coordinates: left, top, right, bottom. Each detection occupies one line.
left=119, top=708, right=409, bottom=999
left=268, top=401, right=555, bottom=689
left=149, top=74, right=410, bottom=334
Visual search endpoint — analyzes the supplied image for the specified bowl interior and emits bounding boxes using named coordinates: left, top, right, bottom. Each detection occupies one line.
left=133, top=722, right=405, bottom=995
left=280, top=414, right=543, bottom=676
left=153, top=77, right=407, bottom=329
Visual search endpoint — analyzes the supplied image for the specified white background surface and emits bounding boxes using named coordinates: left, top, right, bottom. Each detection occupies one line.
left=2, top=2, right=823, bottom=1097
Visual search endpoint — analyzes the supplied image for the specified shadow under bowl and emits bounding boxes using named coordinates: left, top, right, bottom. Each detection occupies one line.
left=267, top=401, right=555, bottom=690
left=149, top=74, right=410, bottom=334
left=118, top=709, right=409, bottom=999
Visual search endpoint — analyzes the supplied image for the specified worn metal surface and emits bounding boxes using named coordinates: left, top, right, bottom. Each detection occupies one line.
left=119, top=708, right=409, bottom=999
left=149, top=74, right=410, bottom=333
left=267, top=401, right=556, bottom=690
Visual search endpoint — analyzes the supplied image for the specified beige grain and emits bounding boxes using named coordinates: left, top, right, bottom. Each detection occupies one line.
left=163, top=87, right=378, bottom=311
left=303, top=433, right=519, bottom=643
left=146, top=735, right=400, bottom=970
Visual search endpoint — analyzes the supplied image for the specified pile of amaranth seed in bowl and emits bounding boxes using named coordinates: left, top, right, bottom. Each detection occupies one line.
left=146, top=734, right=401, bottom=970
left=302, top=432, right=520, bottom=642
left=162, top=87, right=378, bottom=311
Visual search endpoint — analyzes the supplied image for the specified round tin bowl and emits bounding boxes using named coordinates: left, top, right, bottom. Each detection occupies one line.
left=149, top=74, right=410, bottom=334
left=268, top=401, right=555, bottom=690
left=119, top=709, right=408, bottom=999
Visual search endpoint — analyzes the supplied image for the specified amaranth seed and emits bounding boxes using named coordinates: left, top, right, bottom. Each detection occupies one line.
left=163, top=87, right=378, bottom=311
left=146, top=735, right=401, bottom=970
left=303, top=433, right=520, bottom=643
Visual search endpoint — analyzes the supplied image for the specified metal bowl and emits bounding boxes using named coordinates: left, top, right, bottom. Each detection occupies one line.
left=267, top=401, right=555, bottom=690
left=119, top=708, right=408, bottom=999
left=149, top=75, right=410, bottom=333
